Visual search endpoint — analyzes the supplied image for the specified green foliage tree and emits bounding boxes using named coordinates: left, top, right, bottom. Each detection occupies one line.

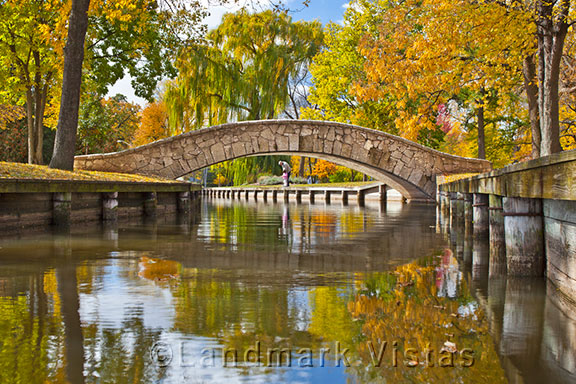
left=301, top=0, right=394, bottom=132
left=165, top=9, right=323, bottom=184
left=77, top=94, right=141, bottom=155
left=166, top=9, right=323, bottom=129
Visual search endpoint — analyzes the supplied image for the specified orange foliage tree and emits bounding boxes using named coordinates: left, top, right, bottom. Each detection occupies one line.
left=311, top=160, right=337, bottom=183
left=304, top=0, right=565, bottom=166
left=132, top=101, right=170, bottom=146
left=353, top=0, right=533, bottom=162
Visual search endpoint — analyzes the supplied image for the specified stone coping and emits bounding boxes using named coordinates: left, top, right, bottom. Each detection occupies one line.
left=450, top=149, right=575, bottom=180
left=438, top=149, right=576, bottom=200
left=0, top=179, right=202, bottom=194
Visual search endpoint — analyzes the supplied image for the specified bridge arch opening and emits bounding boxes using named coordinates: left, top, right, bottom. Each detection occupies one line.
left=189, top=152, right=424, bottom=202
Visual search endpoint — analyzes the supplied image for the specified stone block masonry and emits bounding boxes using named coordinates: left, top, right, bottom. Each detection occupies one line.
left=74, top=120, right=491, bottom=202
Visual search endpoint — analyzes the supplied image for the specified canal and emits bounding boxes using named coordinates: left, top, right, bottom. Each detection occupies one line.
left=0, top=199, right=573, bottom=383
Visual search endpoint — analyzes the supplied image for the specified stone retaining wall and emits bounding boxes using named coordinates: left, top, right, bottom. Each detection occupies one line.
left=0, top=180, right=201, bottom=230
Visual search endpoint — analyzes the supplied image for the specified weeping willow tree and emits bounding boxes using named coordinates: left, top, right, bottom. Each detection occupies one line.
left=165, top=9, right=323, bottom=184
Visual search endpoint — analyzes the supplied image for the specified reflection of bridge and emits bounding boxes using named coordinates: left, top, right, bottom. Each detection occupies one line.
left=74, top=120, right=491, bottom=202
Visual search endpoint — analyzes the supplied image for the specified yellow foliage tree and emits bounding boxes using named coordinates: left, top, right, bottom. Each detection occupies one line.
left=312, top=159, right=338, bottom=182
left=353, top=0, right=533, bottom=162
left=132, top=101, right=170, bottom=146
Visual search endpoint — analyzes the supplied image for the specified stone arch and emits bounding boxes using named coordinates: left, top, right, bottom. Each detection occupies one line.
left=74, top=120, right=491, bottom=202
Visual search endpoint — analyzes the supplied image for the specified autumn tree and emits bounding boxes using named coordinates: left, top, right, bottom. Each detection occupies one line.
left=461, top=0, right=572, bottom=157
left=301, top=0, right=393, bottom=131
left=534, top=0, right=571, bottom=155
left=132, top=101, right=170, bottom=146
left=0, top=0, right=66, bottom=164
left=351, top=0, right=533, bottom=160
left=77, top=94, right=141, bottom=154
left=0, top=0, right=209, bottom=167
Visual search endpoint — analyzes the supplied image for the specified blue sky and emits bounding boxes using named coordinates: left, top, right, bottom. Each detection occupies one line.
left=202, top=0, right=350, bottom=29
left=108, top=0, right=350, bottom=105
left=287, top=0, right=349, bottom=24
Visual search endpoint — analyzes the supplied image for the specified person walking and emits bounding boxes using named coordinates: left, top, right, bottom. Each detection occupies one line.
left=278, top=160, right=292, bottom=187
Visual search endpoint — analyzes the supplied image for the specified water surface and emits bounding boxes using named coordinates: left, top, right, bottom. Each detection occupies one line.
left=0, top=200, right=573, bottom=383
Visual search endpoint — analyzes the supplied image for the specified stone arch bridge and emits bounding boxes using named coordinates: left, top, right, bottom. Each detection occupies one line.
left=74, top=120, right=491, bottom=202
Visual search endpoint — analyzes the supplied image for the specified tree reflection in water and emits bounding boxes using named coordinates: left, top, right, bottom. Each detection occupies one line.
left=0, top=201, right=573, bottom=383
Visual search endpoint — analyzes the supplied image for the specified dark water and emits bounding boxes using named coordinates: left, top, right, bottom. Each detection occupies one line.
left=0, top=199, right=574, bottom=383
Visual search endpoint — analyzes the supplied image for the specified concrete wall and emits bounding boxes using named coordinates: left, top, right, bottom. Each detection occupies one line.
left=439, top=149, right=576, bottom=304
left=0, top=181, right=202, bottom=230
left=544, top=200, right=576, bottom=301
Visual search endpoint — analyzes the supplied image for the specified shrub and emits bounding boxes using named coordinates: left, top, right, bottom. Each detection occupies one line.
left=257, top=175, right=283, bottom=185
left=328, top=167, right=365, bottom=183
left=328, top=168, right=349, bottom=183
left=289, top=176, right=307, bottom=184
left=214, top=174, right=228, bottom=186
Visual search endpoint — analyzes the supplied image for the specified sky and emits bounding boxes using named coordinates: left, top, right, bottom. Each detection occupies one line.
left=106, top=0, right=351, bottom=106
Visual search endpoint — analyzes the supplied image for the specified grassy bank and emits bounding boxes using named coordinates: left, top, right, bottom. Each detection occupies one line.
left=0, top=162, right=180, bottom=184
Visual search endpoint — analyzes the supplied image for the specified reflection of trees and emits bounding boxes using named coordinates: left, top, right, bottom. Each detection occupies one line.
left=83, top=307, right=163, bottom=384
left=201, top=202, right=391, bottom=256
left=0, top=202, right=518, bottom=382
left=171, top=268, right=322, bottom=353
left=0, top=261, right=168, bottom=384
left=0, top=272, right=56, bottom=384
left=202, top=203, right=288, bottom=249
left=308, top=286, right=359, bottom=345
left=347, top=256, right=508, bottom=383
left=57, top=263, right=86, bottom=384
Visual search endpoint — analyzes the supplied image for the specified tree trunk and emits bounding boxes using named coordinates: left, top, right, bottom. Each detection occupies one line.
left=523, top=54, right=541, bottom=158
left=25, top=87, right=48, bottom=165
left=299, top=156, right=306, bottom=177
left=477, top=103, right=486, bottom=160
left=25, top=90, right=39, bottom=164
left=536, top=0, right=568, bottom=157
left=49, top=0, right=91, bottom=170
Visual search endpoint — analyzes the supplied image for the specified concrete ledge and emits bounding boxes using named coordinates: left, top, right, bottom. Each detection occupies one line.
left=439, top=149, right=576, bottom=201
left=0, top=179, right=201, bottom=193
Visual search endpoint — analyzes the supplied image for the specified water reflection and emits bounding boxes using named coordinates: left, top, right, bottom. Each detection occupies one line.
left=0, top=200, right=573, bottom=383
